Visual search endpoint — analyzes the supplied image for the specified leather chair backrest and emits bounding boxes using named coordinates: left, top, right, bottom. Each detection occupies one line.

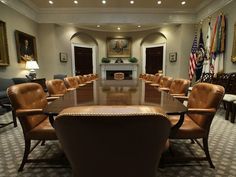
left=153, top=74, right=163, bottom=84
left=188, top=83, right=225, bottom=130
left=7, top=83, right=48, bottom=133
left=169, top=79, right=190, bottom=95
left=64, top=77, right=79, bottom=88
left=160, top=76, right=173, bottom=88
left=54, top=106, right=171, bottom=177
left=46, top=79, right=67, bottom=95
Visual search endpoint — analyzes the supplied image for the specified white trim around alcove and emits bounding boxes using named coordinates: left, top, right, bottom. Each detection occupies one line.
left=71, top=43, right=97, bottom=76
left=141, top=43, right=166, bottom=75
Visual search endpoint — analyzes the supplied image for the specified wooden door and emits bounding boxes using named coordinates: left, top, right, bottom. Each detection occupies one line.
left=145, top=46, right=163, bottom=74
left=74, top=46, right=92, bottom=75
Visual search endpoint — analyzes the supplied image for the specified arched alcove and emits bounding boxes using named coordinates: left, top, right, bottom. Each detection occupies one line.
left=70, top=32, right=98, bottom=75
left=140, top=32, right=167, bottom=74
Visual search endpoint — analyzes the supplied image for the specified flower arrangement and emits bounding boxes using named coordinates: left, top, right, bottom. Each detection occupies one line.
left=128, top=57, right=138, bottom=63
left=101, top=57, right=111, bottom=63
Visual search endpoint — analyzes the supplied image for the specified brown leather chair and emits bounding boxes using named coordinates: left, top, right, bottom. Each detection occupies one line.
left=160, top=79, right=190, bottom=96
left=159, top=76, right=173, bottom=88
left=46, top=79, right=68, bottom=97
left=54, top=106, right=171, bottom=177
left=64, top=76, right=80, bottom=89
left=7, top=83, right=57, bottom=171
left=169, top=83, right=225, bottom=168
left=114, top=72, right=125, bottom=80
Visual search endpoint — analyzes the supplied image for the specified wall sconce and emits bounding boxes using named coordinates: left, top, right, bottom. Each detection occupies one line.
left=25, top=60, right=39, bottom=79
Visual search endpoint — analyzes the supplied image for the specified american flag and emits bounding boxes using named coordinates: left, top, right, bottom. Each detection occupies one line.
left=189, top=33, right=198, bottom=81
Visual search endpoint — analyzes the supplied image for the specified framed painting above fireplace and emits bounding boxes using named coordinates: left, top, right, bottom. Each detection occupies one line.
left=107, top=38, right=131, bottom=58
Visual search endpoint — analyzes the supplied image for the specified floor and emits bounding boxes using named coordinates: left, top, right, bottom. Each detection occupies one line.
left=0, top=107, right=236, bottom=177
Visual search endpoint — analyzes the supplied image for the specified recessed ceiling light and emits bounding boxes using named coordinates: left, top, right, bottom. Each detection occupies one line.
left=97, top=25, right=100, bottom=28
left=117, top=27, right=121, bottom=30
left=102, top=0, right=106, bottom=4
left=49, top=1, right=53, bottom=5
left=138, top=25, right=141, bottom=28
left=181, top=1, right=186, bottom=5
left=73, top=0, right=78, bottom=4
left=157, top=1, right=162, bottom=5
left=130, top=1, right=134, bottom=4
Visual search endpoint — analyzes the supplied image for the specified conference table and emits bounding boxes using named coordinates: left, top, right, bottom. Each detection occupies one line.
left=43, top=79, right=187, bottom=130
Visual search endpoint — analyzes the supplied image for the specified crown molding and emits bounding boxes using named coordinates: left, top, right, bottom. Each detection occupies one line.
left=197, top=0, right=233, bottom=21
left=1, top=0, right=233, bottom=27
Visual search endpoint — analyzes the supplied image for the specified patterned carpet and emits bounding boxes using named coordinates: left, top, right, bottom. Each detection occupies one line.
left=0, top=107, right=236, bottom=177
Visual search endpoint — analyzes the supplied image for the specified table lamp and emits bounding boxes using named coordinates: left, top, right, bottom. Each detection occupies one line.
left=25, top=60, right=39, bottom=79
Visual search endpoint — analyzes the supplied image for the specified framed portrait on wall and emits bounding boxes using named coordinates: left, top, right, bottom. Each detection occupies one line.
left=0, top=20, right=9, bottom=66
left=15, top=30, right=37, bottom=63
left=107, top=37, right=131, bottom=58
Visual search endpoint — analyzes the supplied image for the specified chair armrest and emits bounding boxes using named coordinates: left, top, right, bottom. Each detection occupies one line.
left=67, top=88, right=76, bottom=91
left=50, top=94, right=64, bottom=97
left=16, top=108, right=44, bottom=116
left=159, top=87, right=170, bottom=92
left=47, top=96, right=59, bottom=102
left=173, top=95, right=188, bottom=102
left=171, top=93, right=185, bottom=97
left=187, top=108, right=216, bottom=115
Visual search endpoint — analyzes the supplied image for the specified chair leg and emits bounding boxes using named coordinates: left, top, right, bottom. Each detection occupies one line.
left=12, top=109, right=17, bottom=127
left=203, top=138, right=215, bottom=168
left=231, top=103, right=236, bottom=123
left=18, top=139, right=31, bottom=172
left=225, top=102, right=231, bottom=120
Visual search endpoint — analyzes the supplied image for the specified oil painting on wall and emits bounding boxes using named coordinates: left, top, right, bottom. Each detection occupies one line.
left=15, top=30, right=37, bottom=63
left=107, top=38, right=131, bottom=58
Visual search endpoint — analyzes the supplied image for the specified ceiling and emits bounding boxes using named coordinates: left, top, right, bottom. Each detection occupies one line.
left=2, top=0, right=230, bottom=32
left=22, top=0, right=211, bottom=9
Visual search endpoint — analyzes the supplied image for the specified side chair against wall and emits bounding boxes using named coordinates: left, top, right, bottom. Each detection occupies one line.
left=0, top=78, right=17, bottom=128
left=222, top=72, right=236, bottom=122
left=53, top=74, right=67, bottom=80
left=54, top=106, right=171, bottom=177
left=199, top=72, right=214, bottom=83
left=46, top=79, right=69, bottom=97
left=7, top=83, right=57, bottom=171
left=168, top=83, right=225, bottom=168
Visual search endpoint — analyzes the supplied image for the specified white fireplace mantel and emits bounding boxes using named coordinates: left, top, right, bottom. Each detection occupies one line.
left=100, top=63, right=138, bottom=80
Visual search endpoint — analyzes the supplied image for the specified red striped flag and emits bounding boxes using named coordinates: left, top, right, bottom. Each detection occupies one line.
left=189, top=33, right=198, bottom=81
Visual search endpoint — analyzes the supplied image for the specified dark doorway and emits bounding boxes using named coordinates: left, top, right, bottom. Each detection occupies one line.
left=74, top=46, right=93, bottom=75
left=145, top=46, right=163, bottom=74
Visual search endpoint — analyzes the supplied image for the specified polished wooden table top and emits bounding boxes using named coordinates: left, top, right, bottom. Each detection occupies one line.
left=44, top=79, right=187, bottom=117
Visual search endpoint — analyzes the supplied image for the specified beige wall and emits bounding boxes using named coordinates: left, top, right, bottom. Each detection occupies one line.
left=1, top=1, right=235, bottom=80
left=200, top=0, right=236, bottom=73
left=0, top=3, right=38, bottom=78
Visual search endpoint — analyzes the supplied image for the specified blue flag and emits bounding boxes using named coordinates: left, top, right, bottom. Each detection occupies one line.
left=195, top=28, right=206, bottom=81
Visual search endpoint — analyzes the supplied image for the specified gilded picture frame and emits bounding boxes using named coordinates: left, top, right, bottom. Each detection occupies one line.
left=232, top=23, right=236, bottom=63
left=0, top=20, right=9, bottom=66
left=15, top=30, right=37, bottom=63
left=107, top=37, right=131, bottom=58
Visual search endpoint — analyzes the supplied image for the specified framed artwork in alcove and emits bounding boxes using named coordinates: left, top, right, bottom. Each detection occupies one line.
left=107, top=37, right=131, bottom=58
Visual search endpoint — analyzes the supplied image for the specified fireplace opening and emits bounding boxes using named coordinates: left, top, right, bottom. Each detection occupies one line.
left=106, top=70, right=132, bottom=80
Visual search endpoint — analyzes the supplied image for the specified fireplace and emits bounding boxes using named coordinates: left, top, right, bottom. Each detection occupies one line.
left=100, top=63, right=138, bottom=80
left=106, top=70, right=132, bottom=80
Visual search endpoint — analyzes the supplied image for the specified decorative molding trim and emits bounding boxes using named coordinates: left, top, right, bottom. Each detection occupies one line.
left=197, top=0, right=233, bottom=21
